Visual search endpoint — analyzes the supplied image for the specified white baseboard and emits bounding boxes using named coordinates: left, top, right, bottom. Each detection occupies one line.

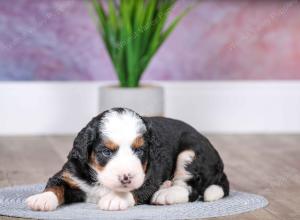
left=0, top=81, right=299, bottom=135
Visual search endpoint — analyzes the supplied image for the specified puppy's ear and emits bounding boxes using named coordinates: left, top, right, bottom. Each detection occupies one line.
left=68, top=121, right=97, bottom=162
left=68, top=111, right=109, bottom=163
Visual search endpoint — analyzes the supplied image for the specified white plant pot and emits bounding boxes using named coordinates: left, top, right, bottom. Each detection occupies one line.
left=99, top=85, right=164, bottom=116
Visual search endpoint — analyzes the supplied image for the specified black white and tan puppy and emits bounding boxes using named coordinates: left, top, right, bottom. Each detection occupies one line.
left=26, top=108, right=229, bottom=211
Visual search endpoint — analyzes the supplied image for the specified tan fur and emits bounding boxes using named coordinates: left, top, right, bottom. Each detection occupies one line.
left=89, top=151, right=104, bottom=172
left=132, top=136, right=144, bottom=149
left=104, top=139, right=119, bottom=150
left=44, top=186, right=64, bottom=205
left=62, top=171, right=79, bottom=189
left=143, top=160, right=148, bottom=172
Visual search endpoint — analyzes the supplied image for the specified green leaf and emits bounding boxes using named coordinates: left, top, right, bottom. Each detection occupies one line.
left=91, top=0, right=107, bottom=31
left=108, top=0, right=118, bottom=31
left=87, top=0, right=193, bottom=87
left=147, top=1, right=172, bottom=59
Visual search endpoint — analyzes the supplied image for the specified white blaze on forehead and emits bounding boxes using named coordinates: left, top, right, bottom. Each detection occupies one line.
left=100, top=109, right=146, bottom=146
left=96, top=109, right=146, bottom=192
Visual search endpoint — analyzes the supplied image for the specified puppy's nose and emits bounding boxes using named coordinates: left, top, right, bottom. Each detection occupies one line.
left=119, top=174, right=133, bottom=185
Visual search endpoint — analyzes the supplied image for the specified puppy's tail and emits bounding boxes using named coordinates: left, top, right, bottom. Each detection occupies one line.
left=203, top=173, right=229, bottom=202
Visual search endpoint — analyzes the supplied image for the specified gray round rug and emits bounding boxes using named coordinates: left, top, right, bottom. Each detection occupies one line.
left=0, top=184, right=268, bottom=220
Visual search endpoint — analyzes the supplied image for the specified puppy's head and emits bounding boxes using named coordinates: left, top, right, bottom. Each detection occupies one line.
left=80, top=108, right=149, bottom=192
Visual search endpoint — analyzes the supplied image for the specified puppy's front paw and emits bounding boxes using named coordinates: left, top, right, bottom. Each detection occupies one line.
left=98, top=192, right=135, bottom=211
left=26, top=192, right=59, bottom=211
left=151, top=185, right=189, bottom=205
left=160, top=180, right=173, bottom=189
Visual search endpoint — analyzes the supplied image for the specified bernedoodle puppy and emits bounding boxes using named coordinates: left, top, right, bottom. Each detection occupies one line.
left=26, top=108, right=229, bottom=211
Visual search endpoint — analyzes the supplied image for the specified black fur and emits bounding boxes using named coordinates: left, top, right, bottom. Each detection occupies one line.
left=44, top=108, right=229, bottom=205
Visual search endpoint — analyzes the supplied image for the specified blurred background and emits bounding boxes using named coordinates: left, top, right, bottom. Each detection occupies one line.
left=0, top=0, right=300, bottom=134
left=1, top=0, right=300, bottom=81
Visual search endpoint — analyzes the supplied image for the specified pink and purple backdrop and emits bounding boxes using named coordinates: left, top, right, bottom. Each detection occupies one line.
left=0, top=0, right=300, bottom=81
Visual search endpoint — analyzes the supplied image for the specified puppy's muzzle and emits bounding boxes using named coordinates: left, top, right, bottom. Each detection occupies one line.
left=119, top=173, right=134, bottom=186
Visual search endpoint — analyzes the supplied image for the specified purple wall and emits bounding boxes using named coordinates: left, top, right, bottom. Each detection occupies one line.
left=0, top=0, right=300, bottom=81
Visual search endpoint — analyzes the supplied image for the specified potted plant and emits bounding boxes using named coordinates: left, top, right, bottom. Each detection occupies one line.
left=90, top=0, right=190, bottom=116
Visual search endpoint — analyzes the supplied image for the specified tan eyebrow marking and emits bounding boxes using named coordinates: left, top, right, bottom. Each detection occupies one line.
left=132, top=136, right=144, bottom=149
left=104, top=140, right=119, bottom=150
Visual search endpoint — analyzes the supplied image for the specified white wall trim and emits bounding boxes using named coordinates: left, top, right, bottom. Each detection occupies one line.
left=0, top=81, right=299, bottom=135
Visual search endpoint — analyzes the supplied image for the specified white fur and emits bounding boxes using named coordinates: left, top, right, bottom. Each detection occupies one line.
left=151, top=185, right=189, bottom=205
left=98, top=191, right=135, bottom=211
left=173, top=150, right=195, bottom=181
left=27, top=109, right=145, bottom=211
left=151, top=150, right=195, bottom=205
left=26, top=191, right=58, bottom=211
left=97, top=145, right=145, bottom=192
left=65, top=173, right=137, bottom=210
left=97, top=109, right=146, bottom=192
left=204, top=185, right=224, bottom=202
left=100, top=109, right=146, bottom=146
left=69, top=175, right=111, bottom=203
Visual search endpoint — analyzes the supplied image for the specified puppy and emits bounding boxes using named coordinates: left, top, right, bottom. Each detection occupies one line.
left=26, top=108, right=229, bottom=211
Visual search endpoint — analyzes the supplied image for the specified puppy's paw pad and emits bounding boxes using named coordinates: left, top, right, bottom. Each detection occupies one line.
left=26, top=192, right=59, bottom=211
left=151, top=185, right=189, bottom=205
left=98, top=192, right=135, bottom=211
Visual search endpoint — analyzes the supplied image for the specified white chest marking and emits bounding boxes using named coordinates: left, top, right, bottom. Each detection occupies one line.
left=70, top=175, right=111, bottom=203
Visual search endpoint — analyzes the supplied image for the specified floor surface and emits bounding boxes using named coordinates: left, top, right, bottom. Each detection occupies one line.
left=0, top=135, right=299, bottom=220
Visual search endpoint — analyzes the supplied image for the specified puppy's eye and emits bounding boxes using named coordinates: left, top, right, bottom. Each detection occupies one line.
left=134, top=148, right=144, bottom=156
left=102, top=148, right=113, bottom=157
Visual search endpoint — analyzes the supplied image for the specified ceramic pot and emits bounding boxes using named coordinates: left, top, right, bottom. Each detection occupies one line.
left=99, top=85, right=164, bottom=116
